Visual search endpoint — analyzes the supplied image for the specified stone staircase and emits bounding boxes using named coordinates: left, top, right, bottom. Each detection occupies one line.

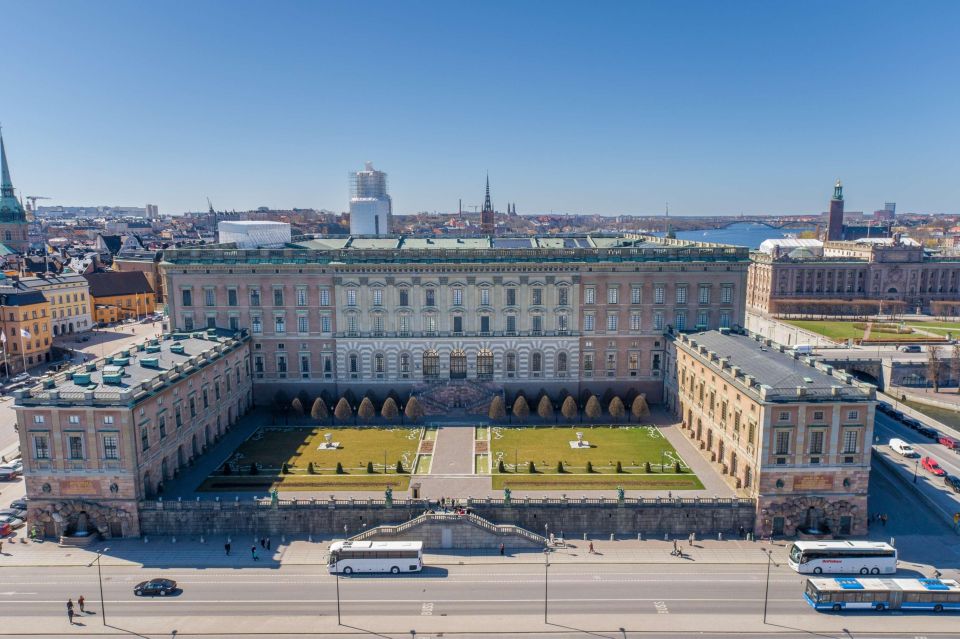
left=350, top=511, right=547, bottom=549
left=413, top=380, right=502, bottom=415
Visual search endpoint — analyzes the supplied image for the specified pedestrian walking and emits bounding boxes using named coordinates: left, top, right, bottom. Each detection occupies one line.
left=738, top=525, right=745, bottom=539
left=224, top=541, right=231, bottom=556
left=672, top=540, right=678, bottom=556
left=266, top=537, right=271, bottom=551
left=260, top=537, right=266, bottom=548
left=78, top=595, right=85, bottom=613
left=67, top=599, right=74, bottom=624
left=250, top=545, right=257, bottom=560
left=588, top=541, right=594, bottom=554
left=499, top=543, right=505, bottom=556
left=688, top=532, right=694, bottom=546
left=881, top=513, right=888, bottom=527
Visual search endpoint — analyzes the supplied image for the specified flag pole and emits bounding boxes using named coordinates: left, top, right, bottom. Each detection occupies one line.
left=1, top=333, right=8, bottom=380
left=19, top=330, right=27, bottom=375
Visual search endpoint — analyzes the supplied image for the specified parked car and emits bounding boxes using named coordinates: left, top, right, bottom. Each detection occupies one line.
left=899, top=344, right=923, bottom=353
left=0, top=508, right=21, bottom=519
left=9, top=459, right=22, bottom=473
left=10, top=373, right=30, bottom=384
left=945, top=475, right=960, bottom=493
left=939, top=436, right=959, bottom=451
left=890, top=410, right=906, bottom=421
left=0, top=465, right=20, bottom=481
left=917, top=426, right=939, bottom=439
left=889, top=438, right=920, bottom=457
left=877, top=402, right=892, bottom=414
left=922, top=457, right=947, bottom=476
left=9, top=498, right=28, bottom=511
left=134, top=578, right=178, bottom=596
left=902, top=417, right=922, bottom=430
left=0, top=514, right=24, bottom=529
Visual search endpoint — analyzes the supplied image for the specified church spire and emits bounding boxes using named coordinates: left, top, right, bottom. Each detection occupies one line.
left=0, top=130, right=27, bottom=223
left=483, top=173, right=492, bottom=212
left=0, top=129, right=14, bottom=197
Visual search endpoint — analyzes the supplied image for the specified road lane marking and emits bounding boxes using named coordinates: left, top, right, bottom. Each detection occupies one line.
left=0, top=597, right=799, bottom=604
left=421, top=602, right=434, bottom=615
left=653, top=600, right=669, bottom=614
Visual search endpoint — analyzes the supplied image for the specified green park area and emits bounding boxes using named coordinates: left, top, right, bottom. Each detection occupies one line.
left=784, top=319, right=958, bottom=343
left=489, top=425, right=703, bottom=490
left=199, top=426, right=420, bottom=492
left=784, top=320, right=867, bottom=342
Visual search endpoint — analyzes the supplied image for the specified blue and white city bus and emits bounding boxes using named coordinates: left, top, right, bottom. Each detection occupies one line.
left=804, top=577, right=960, bottom=612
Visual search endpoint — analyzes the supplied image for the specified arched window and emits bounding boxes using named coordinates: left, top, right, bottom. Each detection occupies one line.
left=399, top=352, right=411, bottom=377
left=349, top=354, right=359, bottom=374
left=374, top=353, right=385, bottom=375
left=450, top=349, right=466, bottom=379
left=423, top=349, right=439, bottom=379
left=531, top=352, right=543, bottom=377
left=476, top=349, right=494, bottom=379
left=505, top=352, right=517, bottom=377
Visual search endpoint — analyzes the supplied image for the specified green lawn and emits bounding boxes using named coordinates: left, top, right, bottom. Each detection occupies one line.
left=784, top=320, right=866, bottom=342
left=905, top=321, right=960, bottom=337
left=489, top=425, right=703, bottom=490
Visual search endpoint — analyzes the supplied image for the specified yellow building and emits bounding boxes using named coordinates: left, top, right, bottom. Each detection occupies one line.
left=84, top=271, right=156, bottom=325
left=0, top=284, right=53, bottom=375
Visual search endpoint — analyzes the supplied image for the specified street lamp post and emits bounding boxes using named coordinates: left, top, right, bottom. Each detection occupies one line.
left=543, top=547, right=550, bottom=623
left=335, top=565, right=341, bottom=625
left=914, top=458, right=920, bottom=483
left=762, top=548, right=772, bottom=624
left=87, top=547, right=110, bottom=626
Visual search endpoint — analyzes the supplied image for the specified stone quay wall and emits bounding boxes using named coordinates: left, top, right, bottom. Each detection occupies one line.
left=137, top=496, right=756, bottom=539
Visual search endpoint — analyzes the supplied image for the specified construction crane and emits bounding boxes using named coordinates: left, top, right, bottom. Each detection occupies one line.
left=26, top=195, right=51, bottom=210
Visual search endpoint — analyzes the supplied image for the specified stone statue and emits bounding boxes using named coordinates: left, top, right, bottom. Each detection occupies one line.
left=270, top=489, right=279, bottom=506
left=385, top=486, right=393, bottom=507
left=616, top=486, right=625, bottom=503
left=504, top=487, right=512, bottom=506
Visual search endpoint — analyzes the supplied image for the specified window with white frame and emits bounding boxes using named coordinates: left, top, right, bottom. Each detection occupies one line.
left=654, top=311, right=664, bottom=330
left=276, top=354, right=287, bottom=377
left=584, top=314, right=595, bottom=332
left=778, top=411, right=790, bottom=421
left=607, top=287, right=618, bottom=304
left=103, top=435, right=119, bottom=460
left=205, top=288, right=216, bottom=306
left=400, top=352, right=410, bottom=374
left=273, top=288, right=284, bottom=306
left=453, top=288, right=463, bottom=306
left=654, top=285, right=665, bottom=304
left=33, top=434, right=50, bottom=459
left=674, top=311, right=686, bottom=331
left=775, top=430, right=791, bottom=455
left=676, top=286, right=688, bottom=304
left=425, top=315, right=437, bottom=333
left=373, top=314, right=384, bottom=334
left=249, top=288, right=261, bottom=306
left=808, top=431, right=825, bottom=455
left=375, top=353, right=385, bottom=374
left=274, top=316, right=285, bottom=334
left=398, top=315, right=409, bottom=334
left=698, top=286, right=710, bottom=304
left=557, top=314, right=568, bottom=332
left=347, top=315, right=358, bottom=334
left=719, top=311, right=731, bottom=329
left=721, top=286, right=733, bottom=304
left=584, top=287, right=595, bottom=305
left=846, top=409, right=859, bottom=421
left=103, top=415, right=114, bottom=424
left=531, top=287, right=542, bottom=306
left=297, top=315, right=309, bottom=334
left=607, top=314, right=618, bottom=332
left=480, top=288, right=490, bottom=306
left=321, top=315, right=331, bottom=333
left=843, top=429, right=858, bottom=454
left=251, top=316, right=262, bottom=334
left=558, top=287, right=568, bottom=306
left=697, top=310, right=709, bottom=328
left=583, top=353, right=594, bottom=374
left=296, top=287, right=307, bottom=306
left=34, top=415, right=45, bottom=424
left=631, top=286, right=641, bottom=304
left=68, top=435, right=84, bottom=460
left=505, top=315, right=517, bottom=333
left=319, top=288, right=330, bottom=306
left=346, top=289, right=357, bottom=307
left=68, top=415, right=80, bottom=424
left=373, top=289, right=383, bottom=306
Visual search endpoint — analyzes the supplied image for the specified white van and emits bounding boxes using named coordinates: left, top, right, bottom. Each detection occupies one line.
left=889, top=438, right=919, bottom=457
left=792, top=344, right=815, bottom=355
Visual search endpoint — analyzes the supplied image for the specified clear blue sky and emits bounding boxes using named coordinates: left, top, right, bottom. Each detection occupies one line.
left=3, top=1, right=959, bottom=216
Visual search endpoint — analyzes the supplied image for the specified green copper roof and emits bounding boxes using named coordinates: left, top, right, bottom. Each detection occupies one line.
left=0, top=132, right=27, bottom=224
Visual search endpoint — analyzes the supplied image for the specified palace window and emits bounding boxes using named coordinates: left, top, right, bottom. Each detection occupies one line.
left=654, top=285, right=665, bottom=305
left=425, top=289, right=436, bottom=306
left=557, top=352, right=568, bottom=375
left=775, top=431, right=791, bottom=455
left=319, top=288, right=331, bottom=306
left=373, top=289, right=383, bottom=306
left=452, top=288, right=463, bottom=306
left=33, top=434, right=50, bottom=459
left=584, top=314, right=595, bottom=332
left=205, top=289, right=216, bottom=306
left=480, top=288, right=490, bottom=306
left=843, top=430, right=859, bottom=454
left=297, top=287, right=308, bottom=306
left=558, top=288, right=569, bottom=306
left=505, top=288, right=516, bottom=306
left=298, top=315, right=309, bottom=334
left=103, top=435, right=119, bottom=460
left=584, top=287, right=595, bottom=305
left=631, top=286, right=642, bottom=304
left=249, top=288, right=260, bottom=307
left=630, top=313, right=641, bottom=332
left=347, top=289, right=357, bottom=307
left=698, top=286, right=710, bottom=305
left=808, top=431, right=825, bottom=455
left=676, top=287, right=688, bottom=304
left=607, top=287, right=618, bottom=304
left=398, top=289, right=409, bottom=307
left=273, top=288, right=284, bottom=306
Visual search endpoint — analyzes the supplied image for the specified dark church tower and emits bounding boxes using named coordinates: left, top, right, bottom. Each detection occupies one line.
left=480, top=173, right=495, bottom=235
left=0, top=132, right=30, bottom=253
left=827, top=179, right=844, bottom=241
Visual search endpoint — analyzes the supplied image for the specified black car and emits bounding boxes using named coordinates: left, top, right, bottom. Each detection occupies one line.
left=134, top=578, right=177, bottom=596
left=9, top=498, right=27, bottom=511
left=917, top=426, right=939, bottom=439
left=902, top=418, right=921, bottom=430
left=890, top=410, right=906, bottom=421
left=945, top=476, right=960, bottom=493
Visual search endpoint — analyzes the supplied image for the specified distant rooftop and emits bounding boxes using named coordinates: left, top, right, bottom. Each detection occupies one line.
left=15, top=329, right=250, bottom=406
left=673, top=330, right=875, bottom=403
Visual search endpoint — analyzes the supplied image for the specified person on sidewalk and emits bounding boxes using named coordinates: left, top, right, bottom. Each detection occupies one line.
left=266, top=537, right=271, bottom=551
left=78, top=595, right=85, bottom=613
left=224, top=541, right=231, bottom=556
left=881, top=513, right=888, bottom=527
left=688, top=532, right=694, bottom=546
left=499, top=543, right=505, bottom=556
left=67, top=599, right=74, bottom=625
left=250, top=545, right=257, bottom=560
left=260, top=537, right=266, bottom=549
left=588, top=541, right=594, bottom=554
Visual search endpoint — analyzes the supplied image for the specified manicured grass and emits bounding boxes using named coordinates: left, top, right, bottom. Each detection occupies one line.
left=904, top=400, right=960, bottom=431
left=489, top=425, right=701, bottom=490
left=783, top=320, right=866, bottom=342
left=492, top=473, right=703, bottom=490
left=905, top=322, right=960, bottom=337
left=220, top=426, right=421, bottom=474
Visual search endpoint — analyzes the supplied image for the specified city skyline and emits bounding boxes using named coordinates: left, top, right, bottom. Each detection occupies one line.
left=3, top=1, right=960, bottom=216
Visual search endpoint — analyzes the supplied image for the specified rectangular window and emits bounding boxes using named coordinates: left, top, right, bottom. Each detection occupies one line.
left=103, top=415, right=114, bottom=424
left=277, top=355, right=288, bottom=376
left=719, top=311, right=731, bottom=329
left=654, top=311, right=664, bottom=331
left=558, top=288, right=568, bottom=306
left=809, top=431, right=825, bottom=455
left=607, top=314, right=618, bottom=332
left=779, top=411, right=790, bottom=421
left=697, top=310, right=709, bottom=328
left=229, top=316, right=239, bottom=331
left=68, top=415, right=80, bottom=424
left=480, top=288, right=490, bottom=306
left=584, top=287, right=595, bottom=305
left=251, top=316, right=262, bottom=334
left=298, top=315, right=309, bottom=334
left=228, top=289, right=238, bottom=306
left=347, top=289, right=357, bottom=306
left=812, top=410, right=824, bottom=422
left=584, top=314, right=595, bottom=332
left=68, top=435, right=83, bottom=460
left=347, top=315, right=358, bottom=334
left=189, top=397, right=197, bottom=418
left=175, top=407, right=182, bottom=428
left=583, top=353, right=594, bottom=374
left=425, top=315, right=437, bottom=333
left=846, top=410, right=859, bottom=421
left=630, top=313, right=641, bottom=331
left=506, top=315, right=517, bottom=333
left=319, top=288, right=330, bottom=306
left=531, top=288, right=542, bottom=306
left=204, top=289, right=216, bottom=306
left=34, top=415, right=45, bottom=424
left=254, top=355, right=264, bottom=376
left=676, top=287, right=688, bottom=304
left=321, top=315, right=331, bottom=333
left=398, top=315, right=409, bottom=334
left=480, top=315, right=490, bottom=333
left=721, top=286, right=733, bottom=304
left=698, top=286, right=710, bottom=305
left=103, top=435, right=119, bottom=460
left=557, top=314, right=568, bottom=332
left=181, top=289, right=192, bottom=306
left=505, top=288, right=516, bottom=306
left=273, top=289, right=284, bottom=306
left=843, top=430, right=858, bottom=454
left=452, top=315, right=463, bottom=334
left=275, top=316, right=285, bottom=334
left=398, top=289, right=409, bottom=306
left=775, top=431, right=791, bottom=455
left=300, top=354, right=310, bottom=377
left=532, top=315, right=543, bottom=334
left=158, top=416, right=167, bottom=439
left=373, top=289, right=383, bottom=306
left=607, top=287, right=618, bottom=304
left=33, top=434, right=50, bottom=459
left=628, top=352, right=639, bottom=372
left=296, top=287, right=307, bottom=306
left=374, top=314, right=385, bottom=334
left=674, top=311, right=686, bottom=331
left=141, top=427, right=149, bottom=452
left=654, top=285, right=665, bottom=305
left=249, top=288, right=261, bottom=307
left=453, top=288, right=463, bottom=306
left=631, top=287, right=641, bottom=304
left=422, top=289, right=434, bottom=306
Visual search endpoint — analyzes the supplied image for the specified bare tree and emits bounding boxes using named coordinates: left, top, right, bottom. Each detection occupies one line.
left=310, top=397, right=329, bottom=423
left=631, top=394, right=650, bottom=422
left=357, top=397, right=376, bottom=422
left=381, top=396, right=399, bottom=421
left=334, top=397, right=353, bottom=423
left=537, top=395, right=554, bottom=422
left=512, top=396, right=530, bottom=423
left=928, top=346, right=942, bottom=392
left=561, top=396, right=579, bottom=422
left=608, top=396, right=625, bottom=422
left=488, top=395, right=506, bottom=422
left=404, top=396, right=425, bottom=423
left=584, top=395, right=602, bottom=421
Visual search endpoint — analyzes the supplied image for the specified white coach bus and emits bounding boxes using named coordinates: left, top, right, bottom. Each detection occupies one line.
left=327, top=540, right=423, bottom=575
left=788, top=541, right=897, bottom=575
